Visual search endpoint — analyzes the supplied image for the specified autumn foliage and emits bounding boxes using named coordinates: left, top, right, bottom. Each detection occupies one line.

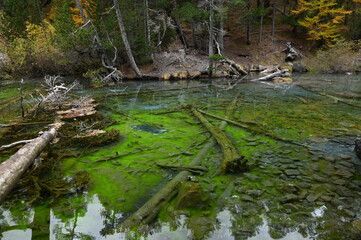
left=293, top=0, right=352, bottom=46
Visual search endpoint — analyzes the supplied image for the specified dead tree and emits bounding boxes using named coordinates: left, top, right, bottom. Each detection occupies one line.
left=74, top=0, right=123, bottom=82
left=0, top=122, right=62, bottom=203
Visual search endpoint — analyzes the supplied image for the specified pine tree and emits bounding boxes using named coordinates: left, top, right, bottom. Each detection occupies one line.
left=293, top=0, right=351, bottom=46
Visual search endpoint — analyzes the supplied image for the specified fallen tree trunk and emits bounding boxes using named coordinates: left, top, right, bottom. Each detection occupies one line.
left=0, top=123, right=61, bottom=203
left=220, top=58, right=248, bottom=75
left=121, top=141, right=214, bottom=229
left=197, top=109, right=309, bottom=148
left=297, top=84, right=361, bottom=108
left=120, top=94, right=241, bottom=229
left=191, top=106, right=248, bottom=173
left=251, top=69, right=289, bottom=82
left=155, top=162, right=208, bottom=173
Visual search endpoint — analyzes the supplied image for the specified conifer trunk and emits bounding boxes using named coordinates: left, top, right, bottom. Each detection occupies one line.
left=208, top=0, right=214, bottom=76
left=113, top=0, right=143, bottom=78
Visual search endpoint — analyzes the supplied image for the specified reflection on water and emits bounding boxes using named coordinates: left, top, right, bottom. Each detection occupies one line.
left=1, top=74, right=361, bottom=239
left=50, top=195, right=127, bottom=240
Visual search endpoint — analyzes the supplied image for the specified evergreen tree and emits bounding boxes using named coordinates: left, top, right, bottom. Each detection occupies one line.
left=293, top=0, right=352, bottom=46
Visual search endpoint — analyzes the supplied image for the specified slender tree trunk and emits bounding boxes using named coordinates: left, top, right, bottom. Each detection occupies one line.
left=246, top=0, right=251, bottom=45
left=271, top=0, right=276, bottom=41
left=145, top=0, right=151, bottom=44
left=113, top=0, right=143, bottom=77
left=191, top=22, right=198, bottom=49
left=75, top=0, right=87, bottom=24
left=208, top=0, right=214, bottom=76
left=171, top=0, right=188, bottom=48
left=259, top=0, right=264, bottom=44
left=218, top=15, right=224, bottom=55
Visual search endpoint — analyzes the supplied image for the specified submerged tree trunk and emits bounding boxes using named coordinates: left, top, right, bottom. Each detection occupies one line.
left=0, top=125, right=59, bottom=203
left=113, top=0, right=143, bottom=77
left=120, top=94, right=242, bottom=229
left=191, top=106, right=248, bottom=173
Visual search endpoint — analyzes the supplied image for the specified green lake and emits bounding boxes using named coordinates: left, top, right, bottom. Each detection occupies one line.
left=1, top=74, right=361, bottom=240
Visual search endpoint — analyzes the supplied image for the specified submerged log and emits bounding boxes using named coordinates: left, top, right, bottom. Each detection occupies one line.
left=191, top=106, right=248, bottom=173
left=0, top=123, right=62, bottom=203
left=156, top=162, right=208, bottom=173
left=120, top=94, right=241, bottom=229
left=197, top=109, right=309, bottom=148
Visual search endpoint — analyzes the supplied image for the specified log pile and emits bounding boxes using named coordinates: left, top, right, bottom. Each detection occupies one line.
left=282, top=42, right=303, bottom=62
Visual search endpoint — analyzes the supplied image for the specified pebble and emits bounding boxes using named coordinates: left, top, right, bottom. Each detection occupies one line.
left=306, top=194, right=318, bottom=203
left=339, top=154, right=351, bottom=160
left=284, top=169, right=300, bottom=176
left=324, top=156, right=335, bottom=162
left=279, top=194, right=298, bottom=203
left=339, top=161, right=354, bottom=168
left=335, top=169, right=353, bottom=179
left=263, top=180, right=274, bottom=187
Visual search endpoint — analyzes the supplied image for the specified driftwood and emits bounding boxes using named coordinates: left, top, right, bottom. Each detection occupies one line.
left=220, top=58, right=248, bottom=75
left=79, top=149, right=147, bottom=163
left=0, top=139, right=34, bottom=151
left=251, top=69, right=290, bottom=82
left=0, top=122, right=62, bottom=203
left=282, top=42, right=303, bottom=62
left=191, top=106, right=248, bottom=173
left=156, top=162, right=208, bottom=173
left=0, top=121, right=52, bottom=128
left=120, top=94, right=241, bottom=229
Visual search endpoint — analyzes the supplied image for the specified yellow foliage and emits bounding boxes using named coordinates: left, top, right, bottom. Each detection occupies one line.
left=0, top=20, right=68, bottom=73
left=70, top=0, right=96, bottom=26
left=293, top=0, right=352, bottom=46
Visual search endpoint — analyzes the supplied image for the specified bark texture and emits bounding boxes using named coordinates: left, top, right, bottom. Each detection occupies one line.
left=191, top=106, right=248, bottom=173
left=0, top=127, right=57, bottom=203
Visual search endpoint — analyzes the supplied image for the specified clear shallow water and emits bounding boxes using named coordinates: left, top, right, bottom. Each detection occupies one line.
left=1, top=74, right=361, bottom=239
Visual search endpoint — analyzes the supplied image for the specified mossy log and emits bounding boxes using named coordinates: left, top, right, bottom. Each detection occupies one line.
left=197, top=109, right=308, bottom=148
left=0, top=125, right=59, bottom=203
left=156, top=162, right=208, bottom=173
left=119, top=94, right=241, bottom=229
left=190, top=106, right=247, bottom=173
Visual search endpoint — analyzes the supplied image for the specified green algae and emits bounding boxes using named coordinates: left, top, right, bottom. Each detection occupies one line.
left=2, top=76, right=361, bottom=239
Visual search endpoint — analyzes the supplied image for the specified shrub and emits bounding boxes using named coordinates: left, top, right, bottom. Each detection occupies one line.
left=304, top=39, right=361, bottom=73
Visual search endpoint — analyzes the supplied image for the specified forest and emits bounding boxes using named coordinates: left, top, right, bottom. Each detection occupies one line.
left=1, top=1, right=361, bottom=240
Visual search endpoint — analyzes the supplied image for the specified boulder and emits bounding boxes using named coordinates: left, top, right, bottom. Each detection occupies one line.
left=176, top=182, right=208, bottom=209
left=189, top=71, right=202, bottom=78
left=161, top=73, right=171, bottom=81
left=178, top=71, right=188, bottom=79
left=292, top=62, right=308, bottom=73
